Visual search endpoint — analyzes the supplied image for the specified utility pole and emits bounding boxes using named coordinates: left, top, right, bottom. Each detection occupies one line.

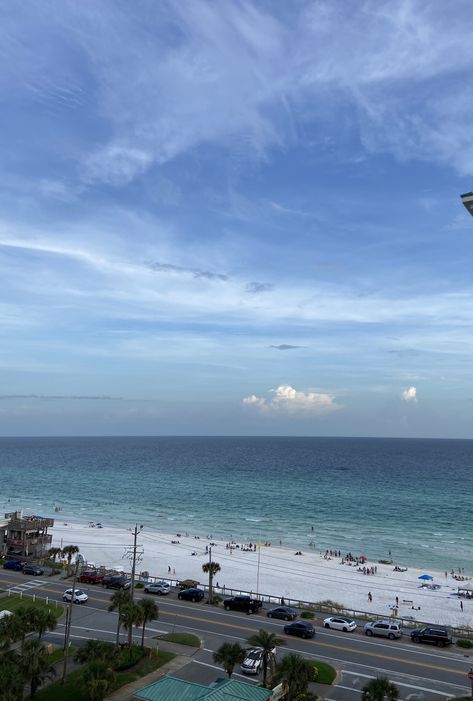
left=129, top=524, right=143, bottom=600
left=208, top=546, right=213, bottom=604
left=61, top=559, right=81, bottom=683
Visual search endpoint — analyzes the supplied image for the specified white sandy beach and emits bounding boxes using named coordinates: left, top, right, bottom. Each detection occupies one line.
left=51, top=520, right=472, bottom=629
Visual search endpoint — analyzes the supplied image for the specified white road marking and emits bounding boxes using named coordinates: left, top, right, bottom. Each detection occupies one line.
left=342, top=670, right=463, bottom=696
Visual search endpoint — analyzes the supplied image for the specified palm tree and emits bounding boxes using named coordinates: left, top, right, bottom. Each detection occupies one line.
left=120, top=601, right=143, bottom=649
left=61, top=545, right=79, bottom=575
left=362, top=677, right=399, bottom=701
left=74, top=640, right=117, bottom=666
left=0, top=615, right=23, bottom=652
left=30, top=608, right=57, bottom=641
left=13, top=605, right=36, bottom=647
left=273, top=653, right=315, bottom=701
left=20, top=639, right=56, bottom=698
left=246, top=629, right=284, bottom=687
left=82, top=661, right=115, bottom=701
left=213, top=642, right=245, bottom=678
left=138, top=598, right=159, bottom=648
left=0, top=652, right=25, bottom=701
left=47, top=547, right=62, bottom=563
left=202, top=561, right=221, bottom=604
left=107, top=590, right=131, bottom=647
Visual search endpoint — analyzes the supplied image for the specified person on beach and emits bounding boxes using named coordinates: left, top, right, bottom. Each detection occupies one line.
left=368, top=591, right=372, bottom=603
left=461, top=600, right=464, bottom=612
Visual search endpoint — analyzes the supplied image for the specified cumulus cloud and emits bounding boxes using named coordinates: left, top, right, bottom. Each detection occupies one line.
left=401, top=386, right=417, bottom=402
left=243, top=384, right=341, bottom=414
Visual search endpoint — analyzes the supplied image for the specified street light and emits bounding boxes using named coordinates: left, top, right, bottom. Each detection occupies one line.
left=461, top=192, right=473, bottom=217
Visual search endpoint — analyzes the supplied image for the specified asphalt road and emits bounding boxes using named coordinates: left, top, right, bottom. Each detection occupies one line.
left=1, top=570, right=472, bottom=700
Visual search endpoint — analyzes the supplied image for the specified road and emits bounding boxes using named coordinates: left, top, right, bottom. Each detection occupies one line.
left=1, top=571, right=472, bottom=699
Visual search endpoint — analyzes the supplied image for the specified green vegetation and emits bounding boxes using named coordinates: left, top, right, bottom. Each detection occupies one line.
left=35, top=647, right=174, bottom=701
left=312, top=660, right=336, bottom=684
left=300, top=610, right=315, bottom=619
left=48, top=646, right=76, bottom=665
left=362, top=676, right=399, bottom=700
left=158, top=632, right=201, bottom=646
left=456, top=638, right=473, bottom=648
left=213, top=642, right=245, bottom=678
left=0, top=596, right=63, bottom=620
left=272, top=653, right=316, bottom=701
left=202, top=560, right=221, bottom=604
left=135, top=582, right=144, bottom=589
left=247, top=629, right=284, bottom=687
left=315, top=599, right=345, bottom=611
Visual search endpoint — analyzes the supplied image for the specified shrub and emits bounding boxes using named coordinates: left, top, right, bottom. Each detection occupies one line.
left=456, top=639, right=473, bottom=649
left=315, top=599, right=344, bottom=611
left=210, top=594, right=222, bottom=605
left=301, top=611, right=315, bottom=619
left=114, top=645, right=145, bottom=670
left=135, top=582, right=144, bottom=589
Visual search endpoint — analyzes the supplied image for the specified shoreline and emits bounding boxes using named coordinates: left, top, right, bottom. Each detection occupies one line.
left=51, top=519, right=472, bottom=629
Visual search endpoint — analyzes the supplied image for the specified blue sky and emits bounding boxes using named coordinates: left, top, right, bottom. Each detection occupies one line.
left=1, top=0, right=473, bottom=437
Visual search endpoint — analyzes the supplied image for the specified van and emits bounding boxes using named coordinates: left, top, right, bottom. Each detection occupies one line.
left=364, top=620, right=402, bottom=640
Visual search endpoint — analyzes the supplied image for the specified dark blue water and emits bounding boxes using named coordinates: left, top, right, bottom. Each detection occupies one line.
left=0, top=436, right=471, bottom=570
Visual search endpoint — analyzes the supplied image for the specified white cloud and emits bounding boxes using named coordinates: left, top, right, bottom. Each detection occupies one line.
left=401, top=386, right=417, bottom=402
left=243, top=384, right=341, bottom=414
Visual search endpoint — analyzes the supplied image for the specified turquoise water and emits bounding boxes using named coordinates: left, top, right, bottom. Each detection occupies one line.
left=0, top=436, right=471, bottom=571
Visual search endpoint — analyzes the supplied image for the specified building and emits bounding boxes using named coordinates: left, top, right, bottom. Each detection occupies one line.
left=134, top=677, right=273, bottom=701
left=461, top=191, right=473, bottom=217
left=4, top=511, right=54, bottom=559
left=0, top=515, right=9, bottom=556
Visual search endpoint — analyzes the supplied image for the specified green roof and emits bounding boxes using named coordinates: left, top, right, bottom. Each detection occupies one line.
left=134, top=677, right=272, bottom=701
left=134, top=677, right=208, bottom=701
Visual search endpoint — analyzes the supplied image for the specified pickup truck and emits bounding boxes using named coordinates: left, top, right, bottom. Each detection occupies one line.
left=223, top=595, right=262, bottom=614
left=78, top=570, right=104, bottom=585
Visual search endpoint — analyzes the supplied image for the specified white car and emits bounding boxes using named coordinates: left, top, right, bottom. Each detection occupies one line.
left=324, top=616, right=357, bottom=632
left=241, top=647, right=276, bottom=675
left=144, top=581, right=170, bottom=595
left=63, top=588, right=88, bottom=604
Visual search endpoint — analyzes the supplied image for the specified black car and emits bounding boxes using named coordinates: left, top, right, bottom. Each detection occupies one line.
left=410, top=626, right=452, bottom=647
left=177, top=587, right=205, bottom=602
left=267, top=606, right=298, bottom=621
left=22, top=564, right=44, bottom=576
left=284, top=620, right=315, bottom=639
left=102, top=575, right=131, bottom=590
left=223, top=595, right=262, bottom=614
left=3, top=560, right=24, bottom=571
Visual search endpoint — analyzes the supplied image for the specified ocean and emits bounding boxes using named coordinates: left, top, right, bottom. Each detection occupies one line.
left=0, top=436, right=471, bottom=572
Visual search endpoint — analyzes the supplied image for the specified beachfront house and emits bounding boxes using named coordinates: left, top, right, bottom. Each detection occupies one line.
left=4, top=511, right=54, bottom=559
left=133, top=676, right=273, bottom=701
left=0, top=515, right=8, bottom=556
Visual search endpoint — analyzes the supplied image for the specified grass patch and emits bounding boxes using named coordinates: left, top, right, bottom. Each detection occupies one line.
left=35, top=650, right=175, bottom=701
left=48, top=646, right=76, bottom=664
left=312, top=660, right=336, bottom=685
left=456, top=639, right=473, bottom=649
left=0, top=594, right=64, bottom=619
left=158, top=632, right=201, bottom=647
left=300, top=610, right=315, bottom=619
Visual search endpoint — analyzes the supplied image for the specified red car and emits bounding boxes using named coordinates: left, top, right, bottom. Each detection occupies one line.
left=78, top=571, right=104, bottom=584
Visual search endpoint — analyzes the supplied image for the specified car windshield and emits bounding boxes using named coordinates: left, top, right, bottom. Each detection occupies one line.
left=246, top=650, right=262, bottom=661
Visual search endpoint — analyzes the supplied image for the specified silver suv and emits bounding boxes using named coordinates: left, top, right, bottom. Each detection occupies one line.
left=144, top=580, right=170, bottom=595
left=364, top=620, right=402, bottom=640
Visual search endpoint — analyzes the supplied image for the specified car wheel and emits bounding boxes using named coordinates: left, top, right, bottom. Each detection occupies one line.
left=178, top=594, right=182, bottom=600
left=388, top=633, right=395, bottom=640
left=267, top=612, right=273, bottom=618
left=224, top=605, right=230, bottom=611
left=191, top=597, right=196, bottom=602
left=343, top=627, right=348, bottom=632
left=284, top=616, right=289, bottom=621
left=62, top=597, right=68, bottom=602
left=437, top=641, right=445, bottom=648
left=324, top=622, right=330, bottom=628
left=412, top=636, right=420, bottom=643
left=365, top=630, right=373, bottom=636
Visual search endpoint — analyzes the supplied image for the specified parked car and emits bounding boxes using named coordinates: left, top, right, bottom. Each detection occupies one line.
left=324, top=616, right=357, bottom=632
left=3, top=560, right=24, bottom=571
left=144, top=581, right=170, bottom=595
left=284, top=621, right=315, bottom=639
left=102, top=575, right=131, bottom=590
left=179, top=579, right=200, bottom=590
left=241, top=647, right=276, bottom=675
left=78, top=571, right=104, bottom=585
left=267, top=606, right=297, bottom=621
left=177, top=587, right=205, bottom=602
left=364, top=620, right=402, bottom=640
left=23, top=564, right=44, bottom=576
left=410, top=626, right=452, bottom=647
left=223, top=595, right=262, bottom=614
left=63, top=588, right=88, bottom=604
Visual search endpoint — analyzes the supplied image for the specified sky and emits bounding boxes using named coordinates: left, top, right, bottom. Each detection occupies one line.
left=1, top=0, right=473, bottom=438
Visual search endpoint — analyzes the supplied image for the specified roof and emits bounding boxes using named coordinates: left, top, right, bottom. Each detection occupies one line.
left=134, top=677, right=208, bottom=701
left=134, top=677, right=272, bottom=701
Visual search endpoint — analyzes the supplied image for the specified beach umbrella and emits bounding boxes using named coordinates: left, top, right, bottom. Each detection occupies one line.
left=359, top=555, right=368, bottom=561
left=418, top=574, right=433, bottom=581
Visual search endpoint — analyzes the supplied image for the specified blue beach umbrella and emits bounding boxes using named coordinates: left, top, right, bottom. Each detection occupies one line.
left=418, top=574, right=433, bottom=581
